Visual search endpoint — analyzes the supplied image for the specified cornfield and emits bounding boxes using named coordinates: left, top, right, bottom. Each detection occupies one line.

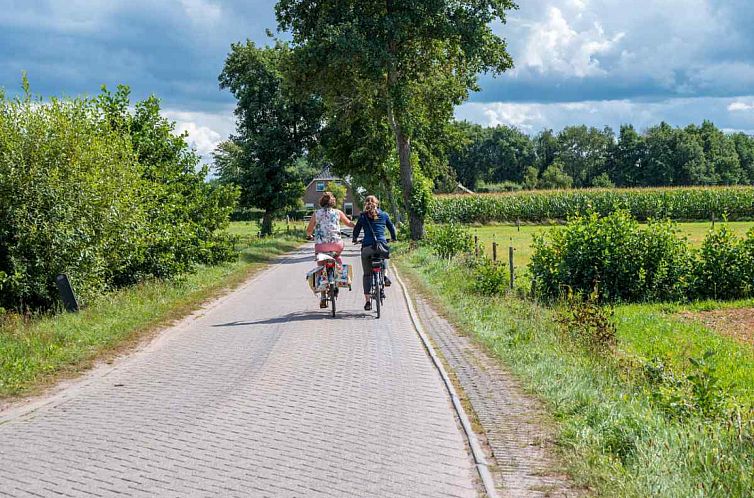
left=430, top=187, right=754, bottom=223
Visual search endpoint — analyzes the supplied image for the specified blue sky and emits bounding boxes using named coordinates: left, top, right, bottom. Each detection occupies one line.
left=2, top=0, right=754, bottom=160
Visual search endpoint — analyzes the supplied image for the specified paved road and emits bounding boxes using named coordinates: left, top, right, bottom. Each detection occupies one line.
left=0, top=245, right=478, bottom=497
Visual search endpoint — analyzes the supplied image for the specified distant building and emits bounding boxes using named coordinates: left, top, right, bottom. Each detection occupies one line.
left=302, top=166, right=361, bottom=217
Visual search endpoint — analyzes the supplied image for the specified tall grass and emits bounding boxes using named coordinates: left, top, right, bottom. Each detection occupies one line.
left=397, top=247, right=754, bottom=497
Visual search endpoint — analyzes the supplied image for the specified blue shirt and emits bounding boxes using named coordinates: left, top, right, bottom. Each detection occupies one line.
left=352, top=211, right=397, bottom=246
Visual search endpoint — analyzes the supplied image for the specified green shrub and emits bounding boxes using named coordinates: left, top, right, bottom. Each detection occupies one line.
left=0, top=83, right=238, bottom=311
left=431, top=187, right=754, bottom=224
left=530, top=211, right=693, bottom=302
left=424, top=223, right=473, bottom=259
left=470, top=258, right=509, bottom=295
left=556, top=294, right=617, bottom=353
left=693, top=226, right=752, bottom=300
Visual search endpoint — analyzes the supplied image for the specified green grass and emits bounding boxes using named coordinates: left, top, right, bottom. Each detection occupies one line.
left=0, top=230, right=301, bottom=399
left=469, top=221, right=754, bottom=267
left=397, top=247, right=754, bottom=497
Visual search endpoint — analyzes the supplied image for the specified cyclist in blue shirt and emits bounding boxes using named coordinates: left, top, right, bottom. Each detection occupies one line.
left=352, top=195, right=397, bottom=311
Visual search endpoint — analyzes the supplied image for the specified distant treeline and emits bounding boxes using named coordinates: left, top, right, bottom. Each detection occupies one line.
left=448, top=121, right=754, bottom=192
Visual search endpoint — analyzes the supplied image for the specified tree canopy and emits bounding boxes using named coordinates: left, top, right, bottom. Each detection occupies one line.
left=218, top=41, right=323, bottom=235
left=446, top=120, right=754, bottom=192
left=276, top=0, right=516, bottom=239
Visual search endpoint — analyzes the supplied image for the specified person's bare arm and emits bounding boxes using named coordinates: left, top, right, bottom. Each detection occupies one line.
left=306, top=214, right=316, bottom=238
left=339, top=210, right=355, bottom=227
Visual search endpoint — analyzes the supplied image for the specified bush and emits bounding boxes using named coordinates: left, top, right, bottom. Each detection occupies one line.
left=530, top=211, right=693, bottom=302
left=430, top=187, right=754, bottom=224
left=693, top=226, right=752, bottom=300
left=470, top=258, right=509, bottom=295
left=556, top=295, right=617, bottom=353
left=424, top=223, right=473, bottom=259
left=0, top=83, right=238, bottom=311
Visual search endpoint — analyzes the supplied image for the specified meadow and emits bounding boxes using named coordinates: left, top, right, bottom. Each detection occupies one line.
left=399, top=190, right=754, bottom=496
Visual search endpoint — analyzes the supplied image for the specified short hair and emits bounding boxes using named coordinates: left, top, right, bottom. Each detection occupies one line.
left=319, top=192, right=336, bottom=208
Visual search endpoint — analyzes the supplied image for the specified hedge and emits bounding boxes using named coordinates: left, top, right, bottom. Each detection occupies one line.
left=0, top=85, right=238, bottom=311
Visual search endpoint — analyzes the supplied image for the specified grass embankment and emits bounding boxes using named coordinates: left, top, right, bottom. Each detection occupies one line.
left=0, top=223, right=302, bottom=400
left=397, top=247, right=754, bottom=497
left=471, top=221, right=754, bottom=267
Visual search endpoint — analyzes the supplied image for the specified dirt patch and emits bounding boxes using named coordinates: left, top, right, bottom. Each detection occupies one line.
left=679, top=308, right=754, bottom=346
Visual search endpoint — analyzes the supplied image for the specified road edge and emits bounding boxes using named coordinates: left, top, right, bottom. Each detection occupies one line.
left=394, top=268, right=500, bottom=498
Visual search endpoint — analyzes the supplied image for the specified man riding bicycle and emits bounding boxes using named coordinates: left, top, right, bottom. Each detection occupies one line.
left=351, top=195, right=397, bottom=311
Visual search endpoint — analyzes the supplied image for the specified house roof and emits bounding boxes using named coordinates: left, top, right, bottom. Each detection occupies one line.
left=312, top=165, right=338, bottom=181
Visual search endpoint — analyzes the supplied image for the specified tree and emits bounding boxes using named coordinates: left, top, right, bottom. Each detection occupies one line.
left=326, top=181, right=347, bottom=210
left=607, top=125, right=646, bottom=187
left=447, top=121, right=490, bottom=189
left=538, top=162, right=573, bottom=189
left=691, top=121, right=744, bottom=185
left=276, top=0, right=516, bottom=240
left=218, top=41, right=322, bottom=236
left=731, top=132, right=754, bottom=184
left=483, top=125, right=536, bottom=184
left=523, top=166, right=539, bottom=190
left=555, top=125, right=614, bottom=187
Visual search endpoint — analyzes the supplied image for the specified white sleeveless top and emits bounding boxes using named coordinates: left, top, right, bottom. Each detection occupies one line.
left=314, top=208, right=342, bottom=244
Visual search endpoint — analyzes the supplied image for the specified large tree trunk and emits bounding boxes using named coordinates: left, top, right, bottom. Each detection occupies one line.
left=386, top=87, right=424, bottom=240
left=260, top=210, right=274, bottom=237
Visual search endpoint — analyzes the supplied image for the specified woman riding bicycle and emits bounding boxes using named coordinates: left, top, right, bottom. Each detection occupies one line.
left=351, top=195, right=397, bottom=311
left=306, top=192, right=355, bottom=308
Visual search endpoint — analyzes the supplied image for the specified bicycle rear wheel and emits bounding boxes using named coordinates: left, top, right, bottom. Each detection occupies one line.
left=329, top=285, right=337, bottom=317
left=373, top=274, right=381, bottom=319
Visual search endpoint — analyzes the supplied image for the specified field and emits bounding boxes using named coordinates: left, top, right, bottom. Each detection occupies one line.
left=471, top=221, right=754, bottom=267
left=431, top=186, right=754, bottom=224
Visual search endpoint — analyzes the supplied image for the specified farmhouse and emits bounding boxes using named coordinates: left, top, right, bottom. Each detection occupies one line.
left=302, top=166, right=361, bottom=217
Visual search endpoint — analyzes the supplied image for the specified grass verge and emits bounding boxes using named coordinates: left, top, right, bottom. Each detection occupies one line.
left=396, top=246, right=754, bottom=497
left=0, top=232, right=301, bottom=400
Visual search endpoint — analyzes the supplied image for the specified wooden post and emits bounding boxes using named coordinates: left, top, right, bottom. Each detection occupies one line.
left=492, top=240, right=498, bottom=262
left=474, top=233, right=479, bottom=257
left=711, top=213, right=716, bottom=230
left=509, top=246, right=515, bottom=290
left=516, top=218, right=521, bottom=232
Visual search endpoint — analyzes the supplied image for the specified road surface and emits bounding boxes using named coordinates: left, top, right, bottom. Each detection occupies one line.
left=0, top=244, right=478, bottom=497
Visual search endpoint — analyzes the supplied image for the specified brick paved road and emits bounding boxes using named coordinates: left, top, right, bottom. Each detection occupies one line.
left=0, top=245, right=477, bottom=497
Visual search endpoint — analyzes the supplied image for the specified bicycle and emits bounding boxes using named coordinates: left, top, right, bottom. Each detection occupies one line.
left=369, top=255, right=386, bottom=319
left=316, top=252, right=341, bottom=318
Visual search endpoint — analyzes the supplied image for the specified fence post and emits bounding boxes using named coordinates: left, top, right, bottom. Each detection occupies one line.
left=474, top=233, right=479, bottom=257
left=516, top=218, right=521, bottom=232
left=711, top=212, right=716, bottom=230
left=509, top=246, right=515, bottom=290
left=492, top=239, right=498, bottom=263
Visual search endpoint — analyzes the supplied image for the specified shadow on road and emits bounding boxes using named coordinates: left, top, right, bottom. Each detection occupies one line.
left=213, top=311, right=371, bottom=327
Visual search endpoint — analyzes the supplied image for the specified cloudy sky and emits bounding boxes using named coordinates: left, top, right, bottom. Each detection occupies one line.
left=2, top=0, right=754, bottom=160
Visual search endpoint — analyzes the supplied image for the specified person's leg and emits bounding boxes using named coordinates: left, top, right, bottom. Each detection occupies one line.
left=361, top=246, right=375, bottom=308
left=383, top=258, right=391, bottom=286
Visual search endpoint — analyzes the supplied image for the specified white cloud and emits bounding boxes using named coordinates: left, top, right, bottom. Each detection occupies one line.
left=457, top=96, right=754, bottom=134
left=163, top=108, right=235, bottom=161
left=518, top=6, right=624, bottom=78
left=179, top=0, right=222, bottom=24
left=729, top=101, right=754, bottom=112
